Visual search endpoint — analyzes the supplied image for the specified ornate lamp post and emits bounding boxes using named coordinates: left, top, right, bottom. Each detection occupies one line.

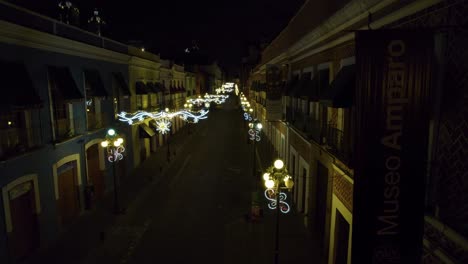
left=249, top=119, right=262, bottom=183
left=100, top=128, right=125, bottom=214
left=184, top=102, right=193, bottom=135
left=263, top=159, right=294, bottom=264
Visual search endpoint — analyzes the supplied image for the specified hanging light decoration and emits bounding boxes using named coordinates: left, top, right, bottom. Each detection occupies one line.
left=186, top=93, right=229, bottom=106
left=117, top=108, right=209, bottom=134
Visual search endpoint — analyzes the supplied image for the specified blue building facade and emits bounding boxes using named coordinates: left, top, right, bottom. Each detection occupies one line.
left=0, top=3, right=135, bottom=261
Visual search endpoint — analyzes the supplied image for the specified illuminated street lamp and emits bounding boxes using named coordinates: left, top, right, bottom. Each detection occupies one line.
left=184, top=103, right=193, bottom=135
left=100, top=128, right=125, bottom=214
left=249, top=119, right=262, bottom=187
left=262, top=159, right=294, bottom=264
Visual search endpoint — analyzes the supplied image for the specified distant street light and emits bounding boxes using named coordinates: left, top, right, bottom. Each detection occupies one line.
left=100, top=128, right=125, bottom=214
left=249, top=119, right=262, bottom=188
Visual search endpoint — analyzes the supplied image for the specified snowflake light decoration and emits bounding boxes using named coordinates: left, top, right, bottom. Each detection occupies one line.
left=155, top=119, right=171, bottom=134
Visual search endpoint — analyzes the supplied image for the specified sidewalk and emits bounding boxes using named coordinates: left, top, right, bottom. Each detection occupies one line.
left=247, top=129, right=326, bottom=264
left=24, top=125, right=194, bottom=264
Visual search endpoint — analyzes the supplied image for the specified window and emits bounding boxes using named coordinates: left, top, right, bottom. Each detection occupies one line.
left=0, top=112, right=25, bottom=157
left=112, top=72, right=130, bottom=118
left=136, top=95, right=143, bottom=110
left=51, top=89, right=74, bottom=140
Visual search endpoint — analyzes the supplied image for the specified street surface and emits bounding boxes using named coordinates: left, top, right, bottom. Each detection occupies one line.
left=81, top=97, right=319, bottom=264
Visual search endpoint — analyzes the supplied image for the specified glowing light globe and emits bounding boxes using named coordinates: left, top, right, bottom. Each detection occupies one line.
left=263, top=173, right=270, bottom=181
left=274, top=160, right=284, bottom=170
left=265, top=179, right=275, bottom=189
left=100, top=141, right=109, bottom=147
left=285, top=178, right=294, bottom=189
left=107, top=129, right=116, bottom=136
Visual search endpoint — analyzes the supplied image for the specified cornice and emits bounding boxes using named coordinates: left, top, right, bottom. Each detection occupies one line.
left=259, top=0, right=441, bottom=67
left=0, top=20, right=130, bottom=65
left=128, top=56, right=160, bottom=70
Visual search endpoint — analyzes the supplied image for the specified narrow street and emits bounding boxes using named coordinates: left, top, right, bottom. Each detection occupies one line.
left=82, top=97, right=319, bottom=264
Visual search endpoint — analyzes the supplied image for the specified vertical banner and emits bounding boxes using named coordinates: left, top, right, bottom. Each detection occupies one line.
left=266, top=64, right=282, bottom=120
left=352, top=30, right=433, bottom=263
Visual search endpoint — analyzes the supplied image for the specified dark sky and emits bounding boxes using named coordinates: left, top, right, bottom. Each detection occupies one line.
left=10, top=0, right=304, bottom=70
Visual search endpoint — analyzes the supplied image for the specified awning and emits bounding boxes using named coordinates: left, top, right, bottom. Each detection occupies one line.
left=48, top=66, right=83, bottom=101
left=112, top=72, right=130, bottom=96
left=84, top=69, right=108, bottom=97
left=154, top=83, right=163, bottom=93
left=135, top=81, right=149, bottom=95
left=139, top=123, right=155, bottom=138
left=294, top=72, right=319, bottom=100
left=0, top=60, right=42, bottom=112
left=317, top=68, right=330, bottom=100
left=146, top=82, right=158, bottom=93
left=320, top=65, right=355, bottom=108
left=285, top=76, right=299, bottom=96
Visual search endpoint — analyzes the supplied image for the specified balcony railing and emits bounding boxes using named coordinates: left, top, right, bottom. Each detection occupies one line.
left=285, top=107, right=321, bottom=142
left=285, top=107, right=354, bottom=167
left=324, top=124, right=353, bottom=167
left=87, top=112, right=109, bottom=131
left=0, top=126, right=42, bottom=160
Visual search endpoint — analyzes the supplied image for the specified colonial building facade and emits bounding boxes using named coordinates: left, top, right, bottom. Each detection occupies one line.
left=0, top=1, right=201, bottom=261
left=248, top=0, right=468, bottom=263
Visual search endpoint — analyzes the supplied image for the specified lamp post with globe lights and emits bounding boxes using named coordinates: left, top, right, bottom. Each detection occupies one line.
left=184, top=102, right=193, bottom=135
left=100, top=128, right=125, bottom=214
left=262, top=159, right=294, bottom=264
left=249, top=119, right=262, bottom=185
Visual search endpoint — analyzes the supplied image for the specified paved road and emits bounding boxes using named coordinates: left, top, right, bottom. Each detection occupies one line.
left=83, top=98, right=256, bottom=263
left=82, top=97, right=320, bottom=264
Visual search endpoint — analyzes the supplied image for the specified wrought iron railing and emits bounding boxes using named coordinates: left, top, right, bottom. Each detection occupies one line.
left=87, top=112, right=109, bottom=131
left=285, top=107, right=321, bottom=142
left=324, top=124, right=353, bottom=167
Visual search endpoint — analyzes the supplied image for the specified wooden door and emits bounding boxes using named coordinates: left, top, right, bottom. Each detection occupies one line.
left=316, top=162, right=329, bottom=249
left=334, top=212, right=350, bottom=264
left=9, top=186, right=39, bottom=261
left=58, top=165, right=79, bottom=227
left=87, top=144, right=104, bottom=199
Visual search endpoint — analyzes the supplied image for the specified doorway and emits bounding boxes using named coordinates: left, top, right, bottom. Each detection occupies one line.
left=58, top=161, right=80, bottom=227
left=87, top=144, right=104, bottom=199
left=334, top=211, right=350, bottom=264
left=301, top=168, right=307, bottom=213
left=316, top=161, right=329, bottom=249
left=8, top=182, right=39, bottom=261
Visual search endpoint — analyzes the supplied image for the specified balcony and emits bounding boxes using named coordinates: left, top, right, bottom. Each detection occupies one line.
left=0, top=126, right=41, bottom=160
left=285, top=107, right=321, bottom=142
left=324, top=124, right=353, bottom=167
left=87, top=112, right=109, bottom=131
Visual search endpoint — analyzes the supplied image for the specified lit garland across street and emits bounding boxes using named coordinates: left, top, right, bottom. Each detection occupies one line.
left=117, top=109, right=209, bottom=125
left=187, top=94, right=230, bottom=106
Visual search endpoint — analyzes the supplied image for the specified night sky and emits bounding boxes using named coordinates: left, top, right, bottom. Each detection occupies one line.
left=10, top=0, right=305, bottom=71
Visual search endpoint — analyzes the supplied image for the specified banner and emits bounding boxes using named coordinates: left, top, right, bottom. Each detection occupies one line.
left=352, top=30, right=433, bottom=264
left=266, top=64, right=282, bottom=120
left=266, top=64, right=281, bottom=100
